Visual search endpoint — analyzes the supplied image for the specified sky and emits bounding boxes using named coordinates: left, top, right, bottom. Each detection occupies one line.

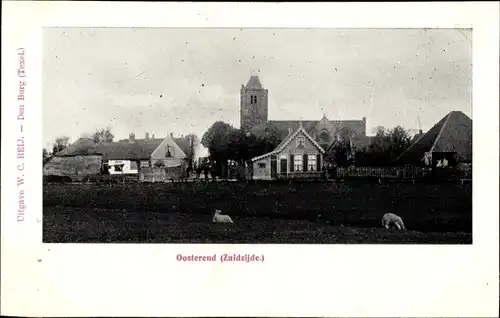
left=43, top=28, right=472, bottom=148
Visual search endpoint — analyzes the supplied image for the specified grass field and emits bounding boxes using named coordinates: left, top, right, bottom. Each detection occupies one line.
left=43, top=181, right=472, bottom=244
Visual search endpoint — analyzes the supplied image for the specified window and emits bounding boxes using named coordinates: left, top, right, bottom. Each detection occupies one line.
left=296, top=136, right=305, bottom=148
left=250, top=95, right=257, bottom=104
left=165, top=145, right=172, bottom=157
left=294, top=155, right=303, bottom=172
left=114, top=164, right=124, bottom=172
left=308, top=154, right=317, bottom=171
left=319, top=131, right=329, bottom=143
left=130, top=161, right=138, bottom=170
left=258, top=162, right=266, bottom=169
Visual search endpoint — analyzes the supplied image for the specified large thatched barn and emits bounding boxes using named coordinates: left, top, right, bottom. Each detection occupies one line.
left=43, top=138, right=102, bottom=182
left=396, top=111, right=472, bottom=167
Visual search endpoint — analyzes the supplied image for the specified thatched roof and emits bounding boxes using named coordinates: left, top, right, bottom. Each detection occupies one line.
left=54, top=138, right=98, bottom=156
left=54, top=137, right=162, bottom=160
left=396, top=111, right=472, bottom=164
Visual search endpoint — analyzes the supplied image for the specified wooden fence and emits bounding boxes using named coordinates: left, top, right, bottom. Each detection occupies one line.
left=333, top=165, right=472, bottom=180
left=277, top=171, right=324, bottom=180
left=335, top=166, right=423, bottom=179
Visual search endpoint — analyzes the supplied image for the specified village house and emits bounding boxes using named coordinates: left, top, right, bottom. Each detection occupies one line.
left=43, top=132, right=199, bottom=181
left=250, top=122, right=326, bottom=180
left=108, top=132, right=193, bottom=172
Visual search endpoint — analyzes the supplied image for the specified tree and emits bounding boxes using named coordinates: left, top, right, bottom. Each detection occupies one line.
left=355, top=125, right=412, bottom=166
left=201, top=121, right=283, bottom=177
left=325, top=137, right=354, bottom=167
left=201, top=121, right=237, bottom=177
left=201, top=121, right=236, bottom=160
left=388, top=125, right=412, bottom=159
left=372, top=126, right=387, bottom=136
left=52, top=136, right=70, bottom=155
left=91, top=127, right=114, bottom=144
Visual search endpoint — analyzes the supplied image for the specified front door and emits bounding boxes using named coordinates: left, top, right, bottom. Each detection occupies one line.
left=270, top=155, right=277, bottom=179
left=280, top=158, right=287, bottom=174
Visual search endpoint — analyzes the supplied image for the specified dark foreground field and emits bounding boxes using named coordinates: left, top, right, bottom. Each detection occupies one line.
left=43, top=181, right=472, bottom=244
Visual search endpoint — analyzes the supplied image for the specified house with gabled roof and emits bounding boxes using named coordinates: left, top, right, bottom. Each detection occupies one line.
left=103, top=132, right=189, bottom=171
left=44, top=132, right=195, bottom=180
left=396, top=111, right=472, bottom=166
left=249, top=122, right=326, bottom=180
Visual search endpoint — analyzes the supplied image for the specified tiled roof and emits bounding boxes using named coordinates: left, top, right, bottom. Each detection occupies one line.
left=268, top=120, right=317, bottom=136
left=396, top=111, right=472, bottom=164
left=245, top=76, right=264, bottom=90
left=93, top=139, right=163, bottom=160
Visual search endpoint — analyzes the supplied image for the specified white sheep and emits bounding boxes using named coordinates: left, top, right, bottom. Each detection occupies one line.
left=213, top=209, right=233, bottom=224
left=381, top=213, right=406, bottom=231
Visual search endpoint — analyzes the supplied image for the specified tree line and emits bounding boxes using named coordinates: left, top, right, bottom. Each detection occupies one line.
left=43, top=122, right=414, bottom=172
left=200, top=121, right=414, bottom=174
left=325, top=125, right=414, bottom=167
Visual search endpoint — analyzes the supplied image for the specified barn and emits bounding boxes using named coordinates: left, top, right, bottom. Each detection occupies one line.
left=396, top=111, right=472, bottom=167
left=43, top=138, right=102, bottom=181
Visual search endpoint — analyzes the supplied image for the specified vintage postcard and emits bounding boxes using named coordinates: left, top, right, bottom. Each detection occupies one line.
left=1, top=1, right=499, bottom=317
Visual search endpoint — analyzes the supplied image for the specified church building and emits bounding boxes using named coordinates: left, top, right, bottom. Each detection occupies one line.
left=240, top=75, right=369, bottom=150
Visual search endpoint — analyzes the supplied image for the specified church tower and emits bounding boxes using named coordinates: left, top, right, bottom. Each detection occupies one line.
left=240, top=75, right=268, bottom=132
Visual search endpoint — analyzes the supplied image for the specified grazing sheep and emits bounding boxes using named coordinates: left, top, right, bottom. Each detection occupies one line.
left=381, top=213, right=406, bottom=231
left=213, top=209, right=233, bottom=224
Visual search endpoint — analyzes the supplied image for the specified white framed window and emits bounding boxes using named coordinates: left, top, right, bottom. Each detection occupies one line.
left=296, top=136, right=305, bottom=148
left=308, top=154, right=317, bottom=171
left=294, top=155, right=303, bottom=172
left=258, top=162, right=266, bottom=169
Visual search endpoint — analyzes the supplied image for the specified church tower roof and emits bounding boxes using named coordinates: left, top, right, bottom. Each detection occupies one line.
left=245, top=75, right=264, bottom=90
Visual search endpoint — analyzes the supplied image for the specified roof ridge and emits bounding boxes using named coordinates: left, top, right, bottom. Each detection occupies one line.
left=429, top=112, right=453, bottom=153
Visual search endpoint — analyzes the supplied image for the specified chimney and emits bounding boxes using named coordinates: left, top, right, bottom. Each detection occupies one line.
left=288, top=127, right=292, bottom=134
left=152, top=133, right=155, bottom=139
left=170, top=132, right=174, bottom=138
left=129, top=133, right=135, bottom=143
left=145, top=132, right=150, bottom=140
left=419, top=129, right=423, bottom=134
